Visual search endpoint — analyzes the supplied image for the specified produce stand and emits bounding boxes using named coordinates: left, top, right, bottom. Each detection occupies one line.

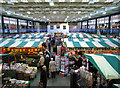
left=64, top=38, right=120, bottom=53
left=2, top=63, right=37, bottom=81
left=3, top=79, right=30, bottom=88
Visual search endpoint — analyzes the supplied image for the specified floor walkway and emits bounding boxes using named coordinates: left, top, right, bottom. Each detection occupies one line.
left=47, top=74, right=70, bottom=88
left=30, top=70, right=70, bottom=88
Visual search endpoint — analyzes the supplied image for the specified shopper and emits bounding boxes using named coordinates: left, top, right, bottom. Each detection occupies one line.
left=61, top=45, right=64, bottom=56
left=41, top=65, right=47, bottom=88
left=100, top=24, right=104, bottom=35
left=48, top=41, right=51, bottom=52
left=45, top=54, right=50, bottom=78
left=49, top=58, right=56, bottom=78
left=39, top=52, right=45, bottom=82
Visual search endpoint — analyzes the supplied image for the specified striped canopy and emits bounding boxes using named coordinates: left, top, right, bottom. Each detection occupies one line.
left=0, top=38, right=45, bottom=47
left=66, top=33, right=106, bottom=38
left=64, top=38, right=120, bottom=47
left=8, top=33, right=47, bottom=39
left=84, top=54, right=120, bottom=80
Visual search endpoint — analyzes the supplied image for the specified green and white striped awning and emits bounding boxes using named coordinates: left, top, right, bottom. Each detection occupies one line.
left=64, top=38, right=120, bottom=47
left=0, top=38, right=46, bottom=47
left=84, top=53, right=120, bottom=80
left=8, top=33, right=47, bottom=39
left=66, top=33, right=106, bottom=38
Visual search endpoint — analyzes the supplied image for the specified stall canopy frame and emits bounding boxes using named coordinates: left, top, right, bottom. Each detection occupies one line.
left=84, top=53, right=120, bottom=80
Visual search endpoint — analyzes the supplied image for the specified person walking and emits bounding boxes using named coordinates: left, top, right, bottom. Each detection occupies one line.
left=39, top=52, right=45, bottom=82
left=100, top=24, right=104, bottom=35
left=41, top=65, right=47, bottom=88
left=48, top=41, right=51, bottom=52
left=49, top=58, right=56, bottom=78
left=45, top=54, right=50, bottom=78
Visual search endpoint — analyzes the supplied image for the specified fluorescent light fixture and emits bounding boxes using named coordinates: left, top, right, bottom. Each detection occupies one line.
left=63, top=8, right=67, bottom=9
left=105, top=0, right=113, bottom=2
left=78, top=11, right=81, bottom=14
left=101, top=7, right=105, bottom=8
left=85, top=15, right=87, bottom=17
left=61, top=11, right=65, bottom=13
left=19, top=8, right=24, bottom=11
left=0, top=0, right=6, bottom=3
left=7, top=11, right=11, bottom=15
left=29, top=8, right=33, bottom=10
left=82, top=0, right=89, bottom=2
left=10, top=0, right=18, bottom=3
left=23, top=15, right=28, bottom=18
left=27, top=11, right=31, bottom=14
left=103, top=12, right=106, bottom=14
left=21, top=0, right=28, bottom=2
left=34, top=18, right=37, bottom=20
left=96, top=11, right=99, bottom=14
left=34, top=0, right=42, bottom=2
left=59, top=0, right=65, bottom=2
left=35, top=11, right=39, bottom=13
left=67, top=16, right=69, bottom=18
left=45, top=0, right=50, bottom=2
left=43, top=16, right=45, bottom=18
left=90, top=13, right=93, bottom=16
left=53, top=11, right=57, bottom=14
left=70, top=0, right=75, bottom=2
left=8, top=1, right=14, bottom=5
left=88, top=1, right=94, bottom=5
left=49, top=1, right=54, bottom=6
left=93, top=0, right=99, bottom=2
left=105, top=8, right=109, bottom=11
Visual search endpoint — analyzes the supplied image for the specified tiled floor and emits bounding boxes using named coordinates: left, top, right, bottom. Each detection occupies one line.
left=30, top=70, right=70, bottom=88
left=47, top=74, right=70, bottom=87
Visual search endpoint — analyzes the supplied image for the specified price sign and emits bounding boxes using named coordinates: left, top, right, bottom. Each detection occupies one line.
left=7, top=48, right=10, bottom=51
left=35, top=49, right=37, bottom=51
left=20, top=49, right=22, bottom=52
left=15, top=49, right=18, bottom=52
left=11, top=49, right=13, bottom=52
left=23, top=49, right=25, bottom=51
left=28, top=49, right=30, bottom=52
left=31, top=49, right=33, bottom=52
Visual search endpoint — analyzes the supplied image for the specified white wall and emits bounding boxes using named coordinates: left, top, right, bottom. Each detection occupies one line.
left=47, top=23, right=69, bottom=34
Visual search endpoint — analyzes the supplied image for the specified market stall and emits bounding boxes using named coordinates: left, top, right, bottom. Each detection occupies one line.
left=84, top=53, right=120, bottom=80
left=7, top=33, right=48, bottom=39
left=84, top=53, right=120, bottom=87
left=64, top=38, right=120, bottom=53
left=66, top=33, right=106, bottom=38
left=0, top=38, right=46, bottom=52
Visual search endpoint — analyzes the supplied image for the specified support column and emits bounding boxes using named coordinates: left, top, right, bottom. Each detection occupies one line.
left=17, top=19, right=19, bottom=33
left=87, top=20, right=89, bottom=29
left=108, top=15, right=111, bottom=30
left=95, top=18, right=97, bottom=34
left=81, top=22, right=82, bottom=29
left=2, top=16, right=5, bottom=38
left=26, top=20, right=29, bottom=32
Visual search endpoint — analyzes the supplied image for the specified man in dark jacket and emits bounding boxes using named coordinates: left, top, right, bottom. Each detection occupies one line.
left=41, top=65, right=47, bottom=88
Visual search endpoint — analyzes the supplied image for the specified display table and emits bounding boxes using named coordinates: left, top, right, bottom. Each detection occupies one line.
left=3, top=79, right=30, bottom=88
left=2, top=63, right=37, bottom=81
